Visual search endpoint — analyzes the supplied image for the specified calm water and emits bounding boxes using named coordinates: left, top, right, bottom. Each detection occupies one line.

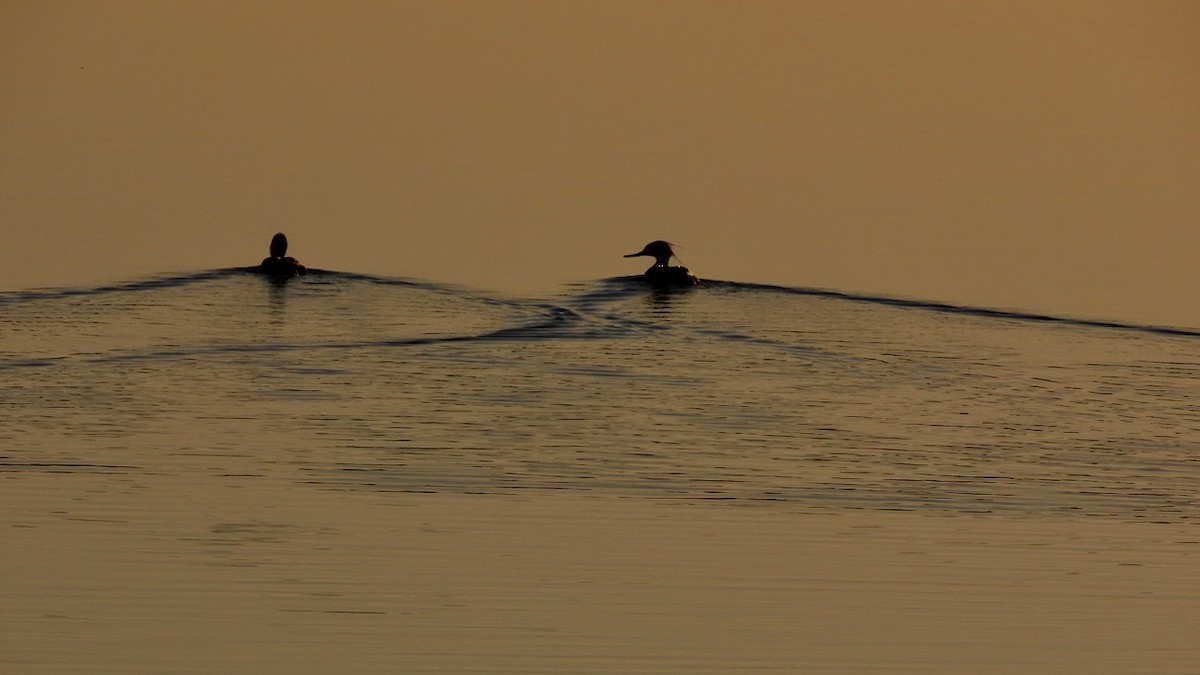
left=3, top=269, right=1198, bottom=522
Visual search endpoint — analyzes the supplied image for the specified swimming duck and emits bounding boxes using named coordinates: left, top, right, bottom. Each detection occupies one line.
left=624, top=240, right=698, bottom=286
left=258, top=232, right=307, bottom=277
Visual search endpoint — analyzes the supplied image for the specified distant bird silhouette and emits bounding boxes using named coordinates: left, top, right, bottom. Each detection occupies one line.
left=258, top=233, right=307, bottom=277
left=624, top=240, right=698, bottom=286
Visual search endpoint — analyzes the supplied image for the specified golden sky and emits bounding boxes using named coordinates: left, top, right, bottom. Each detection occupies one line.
left=3, top=1, right=1198, bottom=324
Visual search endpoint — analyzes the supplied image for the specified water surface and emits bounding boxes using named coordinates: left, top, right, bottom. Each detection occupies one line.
left=2, top=270, right=1198, bottom=673
left=4, top=270, right=1197, bottom=519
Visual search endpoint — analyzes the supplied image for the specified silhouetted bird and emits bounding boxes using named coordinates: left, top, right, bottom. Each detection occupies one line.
left=624, top=240, right=698, bottom=286
left=258, top=233, right=307, bottom=277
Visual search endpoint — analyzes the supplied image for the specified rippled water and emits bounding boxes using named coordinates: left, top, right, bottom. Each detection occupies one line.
left=4, top=269, right=1198, bottom=522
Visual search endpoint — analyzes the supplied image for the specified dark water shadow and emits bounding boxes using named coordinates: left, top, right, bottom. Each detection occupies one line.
left=643, top=283, right=698, bottom=315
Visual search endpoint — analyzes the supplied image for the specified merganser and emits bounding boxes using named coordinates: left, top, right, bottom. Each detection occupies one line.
left=258, top=232, right=308, bottom=277
left=624, top=240, right=698, bottom=286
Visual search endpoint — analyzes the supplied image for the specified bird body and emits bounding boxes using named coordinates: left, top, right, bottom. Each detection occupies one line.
left=258, top=232, right=307, bottom=277
left=624, top=240, right=698, bottom=286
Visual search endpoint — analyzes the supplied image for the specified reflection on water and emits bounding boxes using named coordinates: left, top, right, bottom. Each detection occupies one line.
left=2, top=269, right=1198, bottom=521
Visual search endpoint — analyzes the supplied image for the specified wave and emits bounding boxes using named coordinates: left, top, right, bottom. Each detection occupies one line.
left=0, top=267, right=451, bottom=307
left=3, top=268, right=1196, bottom=342
left=0, top=268, right=243, bottom=306
left=701, top=280, right=1200, bottom=339
left=0, top=269, right=615, bottom=371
